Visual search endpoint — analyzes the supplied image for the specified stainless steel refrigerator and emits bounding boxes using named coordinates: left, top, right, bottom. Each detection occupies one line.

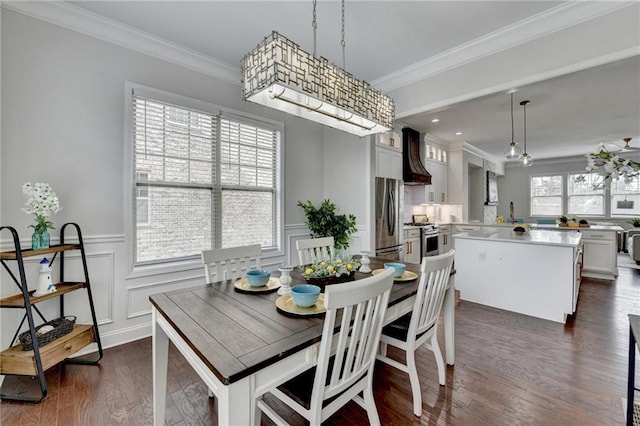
left=375, top=177, right=402, bottom=260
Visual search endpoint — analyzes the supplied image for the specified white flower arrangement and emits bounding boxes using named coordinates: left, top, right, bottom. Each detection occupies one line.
left=586, top=145, right=640, bottom=185
left=22, top=182, right=62, bottom=234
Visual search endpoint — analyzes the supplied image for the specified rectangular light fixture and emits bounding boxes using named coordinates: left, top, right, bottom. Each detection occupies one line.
left=241, top=31, right=395, bottom=137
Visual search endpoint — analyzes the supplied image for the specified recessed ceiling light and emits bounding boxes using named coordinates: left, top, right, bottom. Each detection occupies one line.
left=455, top=132, right=463, bottom=136
left=431, top=118, right=440, bottom=123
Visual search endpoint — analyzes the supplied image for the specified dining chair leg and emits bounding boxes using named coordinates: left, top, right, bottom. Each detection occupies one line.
left=363, top=373, right=381, bottom=426
left=430, top=333, right=446, bottom=386
left=406, top=348, right=423, bottom=417
left=379, top=341, right=387, bottom=356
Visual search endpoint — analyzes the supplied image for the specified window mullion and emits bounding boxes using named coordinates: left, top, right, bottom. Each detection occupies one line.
left=213, top=114, right=222, bottom=249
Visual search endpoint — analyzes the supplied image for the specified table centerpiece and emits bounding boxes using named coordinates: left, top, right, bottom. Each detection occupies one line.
left=301, top=256, right=361, bottom=288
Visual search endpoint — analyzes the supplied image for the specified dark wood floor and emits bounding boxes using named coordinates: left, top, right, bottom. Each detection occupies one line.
left=2, top=267, right=639, bottom=425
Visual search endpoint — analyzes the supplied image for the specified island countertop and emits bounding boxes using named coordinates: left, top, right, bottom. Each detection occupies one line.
left=444, top=222, right=623, bottom=232
left=453, top=226, right=582, bottom=247
left=530, top=224, right=623, bottom=231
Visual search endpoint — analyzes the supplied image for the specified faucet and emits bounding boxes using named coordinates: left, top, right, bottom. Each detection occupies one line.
left=510, top=201, right=515, bottom=224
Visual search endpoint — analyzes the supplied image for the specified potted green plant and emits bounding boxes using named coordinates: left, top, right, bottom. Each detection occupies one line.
left=297, top=199, right=357, bottom=251
left=628, top=217, right=640, bottom=227
left=558, top=215, right=569, bottom=227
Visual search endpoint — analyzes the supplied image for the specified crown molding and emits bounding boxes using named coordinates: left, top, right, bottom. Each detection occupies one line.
left=395, top=45, right=640, bottom=120
left=1, top=1, right=240, bottom=85
left=423, top=133, right=448, bottom=146
left=373, top=1, right=636, bottom=93
left=447, top=141, right=500, bottom=165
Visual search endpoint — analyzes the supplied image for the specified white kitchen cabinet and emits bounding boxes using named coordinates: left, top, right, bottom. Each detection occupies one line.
left=376, top=144, right=402, bottom=180
left=579, top=229, right=617, bottom=280
left=379, top=131, right=401, bottom=149
left=439, top=225, right=452, bottom=254
left=403, top=228, right=421, bottom=264
left=423, top=159, right=447, bottom=204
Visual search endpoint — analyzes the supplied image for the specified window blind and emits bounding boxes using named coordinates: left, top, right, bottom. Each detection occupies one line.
left=131, top=93, right=280, bottom=265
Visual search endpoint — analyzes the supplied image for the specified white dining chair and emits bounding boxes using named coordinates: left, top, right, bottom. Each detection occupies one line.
left=376, top=249, right=455, bottom=417
left=296, top=236, right=335, bottom=265
left=201, top=244, right=262, bottom=283
left=254, top=268, right=395, bottom=425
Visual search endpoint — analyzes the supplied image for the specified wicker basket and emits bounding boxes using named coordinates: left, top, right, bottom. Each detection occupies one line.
left=19, top=316, right=76, bottom=351
left=304, top=271, right=356, bottom=288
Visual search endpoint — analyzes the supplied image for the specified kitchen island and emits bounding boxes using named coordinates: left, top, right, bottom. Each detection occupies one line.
left=531, top=224, right=622, bottom=280
left=454, top=227, right=582, bottom=323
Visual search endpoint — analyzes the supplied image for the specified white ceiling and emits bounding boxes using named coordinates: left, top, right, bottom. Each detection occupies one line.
left=62, top=1, right=640, bottom=161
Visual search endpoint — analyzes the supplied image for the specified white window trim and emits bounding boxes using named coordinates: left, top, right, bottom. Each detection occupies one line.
left=123, top=82, right=285, bottom=277
left=566, top=172, right=605, bottom=217
left=529, top=170, right=640, bottom=219
left=529, top=173, right=564, bottom=217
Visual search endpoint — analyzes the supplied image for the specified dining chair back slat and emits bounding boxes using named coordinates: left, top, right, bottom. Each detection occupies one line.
left=255, top=267, right=395, bottom=425
left=201, top=244, right=261, bottom=283
left=296, top=237, right=335, bottom=265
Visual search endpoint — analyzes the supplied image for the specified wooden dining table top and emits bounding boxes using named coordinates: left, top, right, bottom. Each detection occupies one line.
left=149, top=257, right=453, bottom=386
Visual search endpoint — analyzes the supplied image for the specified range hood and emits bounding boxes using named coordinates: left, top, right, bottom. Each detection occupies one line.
left=402, top=127, right=432, bottom=185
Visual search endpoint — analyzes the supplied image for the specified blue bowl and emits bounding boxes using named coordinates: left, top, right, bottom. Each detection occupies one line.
left=384, top=262, right=406, bottom=278
left=246, top=269, right=271, bottom=287
left=291, top=284, right=321, bottom=307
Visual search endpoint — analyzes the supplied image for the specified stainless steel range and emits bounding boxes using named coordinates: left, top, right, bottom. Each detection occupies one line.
left=407, top=215, right=440, bottom=257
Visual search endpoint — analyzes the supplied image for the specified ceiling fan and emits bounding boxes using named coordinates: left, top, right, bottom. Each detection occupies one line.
left=601, top=137, right=638, bottom=153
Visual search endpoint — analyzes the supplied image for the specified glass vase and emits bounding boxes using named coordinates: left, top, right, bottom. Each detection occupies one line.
left=32, top=230, right=50, bottom=250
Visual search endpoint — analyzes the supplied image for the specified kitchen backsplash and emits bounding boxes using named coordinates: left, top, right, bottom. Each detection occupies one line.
left=405, top=203, right=462, bottom=224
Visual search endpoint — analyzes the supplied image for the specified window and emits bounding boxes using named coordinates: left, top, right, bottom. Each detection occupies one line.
left=611, top=175, right=640, bottom=216
left=567, top=173, right=604, bottom=216
left=530, top=175, right=563, bottom=216
left=131, top=89, right=281, bottom=265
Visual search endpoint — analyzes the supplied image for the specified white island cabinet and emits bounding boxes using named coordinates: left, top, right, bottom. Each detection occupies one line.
left=532, top=224, right=622, bottom=280
left=454, top=228, right=582, bottom=323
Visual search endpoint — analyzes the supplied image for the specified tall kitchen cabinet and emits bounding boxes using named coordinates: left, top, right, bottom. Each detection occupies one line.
left=411, top=135, right=447, bottom=205
left=424, top=159, right=448, bottom=203
left=0, top=223, right=103, bottom=402
left=376, top=131, right=402, bottom=180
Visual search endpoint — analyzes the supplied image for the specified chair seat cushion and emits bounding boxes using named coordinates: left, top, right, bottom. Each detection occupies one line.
left=382, top=313, right=413, bottom=341
left=276, top=356, right=365, bottom=410
left=382, top=312, right=435, bottom=341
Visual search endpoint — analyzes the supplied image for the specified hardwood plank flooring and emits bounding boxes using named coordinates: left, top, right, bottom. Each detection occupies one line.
left=2, top=268, right=639, bottom=425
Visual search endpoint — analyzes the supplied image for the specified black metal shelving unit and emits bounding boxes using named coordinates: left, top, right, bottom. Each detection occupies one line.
left=0, top=223, right=103, bottom=402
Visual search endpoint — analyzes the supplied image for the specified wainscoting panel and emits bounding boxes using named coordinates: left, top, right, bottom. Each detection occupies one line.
left=127, top=274, right=204, bottom=319
left=11, top=250, right=115, bottom=326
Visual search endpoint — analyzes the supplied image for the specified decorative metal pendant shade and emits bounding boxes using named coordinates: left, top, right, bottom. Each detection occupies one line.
left=517, top=100, right=533, bottom=167
left=504, top=92, right=521, bottom=159
left=241, top=2, right=395, bottom=137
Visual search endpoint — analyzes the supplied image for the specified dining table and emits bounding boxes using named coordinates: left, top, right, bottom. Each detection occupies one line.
left=150, top=257, right=456, bottom=426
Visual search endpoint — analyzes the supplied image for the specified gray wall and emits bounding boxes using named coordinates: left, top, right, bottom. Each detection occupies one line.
left=497, top=155, right=640, bottom=229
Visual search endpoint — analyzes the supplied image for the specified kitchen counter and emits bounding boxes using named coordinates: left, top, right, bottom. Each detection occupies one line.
left=454, top=227, right=582, bottom=248
left=530, top=224, right=623, bottom=231
left=445, top=222, right=623, bottom=232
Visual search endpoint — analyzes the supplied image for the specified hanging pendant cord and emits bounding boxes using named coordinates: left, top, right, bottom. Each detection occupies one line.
left=523, top=101, right=528, bottom=153
left=341, top=0, right=346, bottom=69
left=312, top=0, right=317, bottom=57
left=510, top=93, right=514, bottom=144
left=524, top=103, right=527, bottom=152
